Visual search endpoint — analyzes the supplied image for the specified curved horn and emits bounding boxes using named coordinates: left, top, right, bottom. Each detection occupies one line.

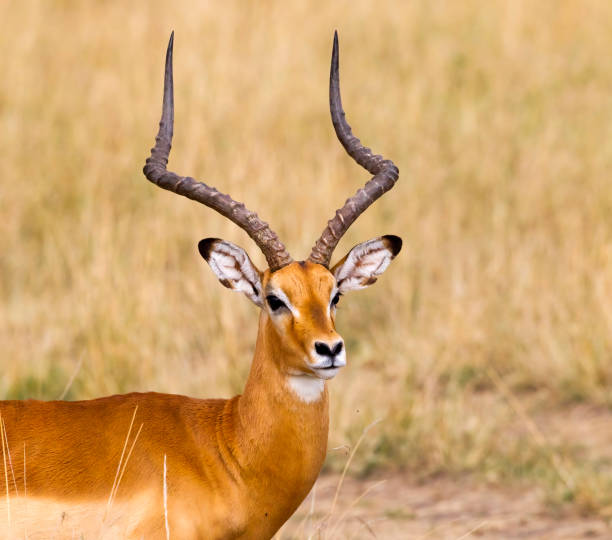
left=309, top=31, right=399, bottom=268
left=143, top=32, right=293, bottom=272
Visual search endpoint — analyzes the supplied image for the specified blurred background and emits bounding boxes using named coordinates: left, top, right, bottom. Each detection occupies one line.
left=1, top=0, right=612, bottom=536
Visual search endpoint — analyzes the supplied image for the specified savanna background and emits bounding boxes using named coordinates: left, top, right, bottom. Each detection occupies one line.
left=1, top=1, right=612, bottom=538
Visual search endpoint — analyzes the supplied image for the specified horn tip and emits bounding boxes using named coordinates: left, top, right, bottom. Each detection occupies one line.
left=165, top=31, right=174, bottom=63
left=331, top=30, right=339, bottom=78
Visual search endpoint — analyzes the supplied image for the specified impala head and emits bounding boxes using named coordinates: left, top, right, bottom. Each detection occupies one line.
left=197, top=236, right=401, bottom=380
left=144, top=31, right=401, bottom=382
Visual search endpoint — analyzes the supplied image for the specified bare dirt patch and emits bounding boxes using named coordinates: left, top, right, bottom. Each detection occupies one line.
left=279, top=473, right=610, bottom=539
left=539, top=404, right=612, bottom=462
left=277, top=401, right=612, bottom=539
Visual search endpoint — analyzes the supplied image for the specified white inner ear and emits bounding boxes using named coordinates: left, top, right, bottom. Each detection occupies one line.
left=207, top=241, right=263, bottom=306
left=334, top=237, right=395, bottom=293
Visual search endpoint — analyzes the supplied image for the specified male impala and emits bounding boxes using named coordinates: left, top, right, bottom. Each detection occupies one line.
left=0, top=32, right=400, bottom=538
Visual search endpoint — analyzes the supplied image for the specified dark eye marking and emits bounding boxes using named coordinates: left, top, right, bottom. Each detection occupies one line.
left=266, top=295, right=287, bottom=312
left=331, top=292, right=341, bottom=307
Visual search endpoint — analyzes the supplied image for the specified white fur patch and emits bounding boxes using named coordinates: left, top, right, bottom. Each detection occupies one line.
left=287, top=375, right=325, bottom=403
left=334, top=237, right=394, bottom=293
left=310, top=347, right=346, bottom=375
left=206, top=241, right=262, bottom=306
left=0, top=492, right=153, bottom=539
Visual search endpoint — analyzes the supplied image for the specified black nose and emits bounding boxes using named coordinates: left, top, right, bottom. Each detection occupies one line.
left=315, top=341, right=343, bottom=357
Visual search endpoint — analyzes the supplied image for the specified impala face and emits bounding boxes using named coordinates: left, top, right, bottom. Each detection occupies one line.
left=263, top=261, right=346, bottom=380
left=198, top=235, right=402, bottom=384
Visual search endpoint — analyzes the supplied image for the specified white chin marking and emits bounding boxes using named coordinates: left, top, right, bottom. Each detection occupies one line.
left=313, top=367, right=339, bottom=380
left=287, top=375, right=325, bottom=403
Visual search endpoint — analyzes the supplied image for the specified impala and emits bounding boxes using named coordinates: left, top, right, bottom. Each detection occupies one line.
left=0, top=32, right=400, bottom=538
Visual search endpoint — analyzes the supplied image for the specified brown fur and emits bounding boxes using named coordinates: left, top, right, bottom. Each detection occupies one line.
left=0, top=262, right=336, bottom=539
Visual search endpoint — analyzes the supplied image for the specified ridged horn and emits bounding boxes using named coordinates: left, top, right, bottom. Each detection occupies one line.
left=143, top=32, right=293, bottom=272
left=309, top=31, right=399, bottom=268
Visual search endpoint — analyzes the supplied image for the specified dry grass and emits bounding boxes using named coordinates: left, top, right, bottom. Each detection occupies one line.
left=2, top=0, right=612, bottom=520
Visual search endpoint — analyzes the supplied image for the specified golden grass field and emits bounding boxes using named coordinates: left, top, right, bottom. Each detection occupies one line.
left=2, top=0, right=612, bottom=536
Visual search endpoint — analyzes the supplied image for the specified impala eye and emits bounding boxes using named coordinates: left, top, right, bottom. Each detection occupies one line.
left=331, top=292, right=341, bottom=307
left=266, top=295, right=287, bottom=312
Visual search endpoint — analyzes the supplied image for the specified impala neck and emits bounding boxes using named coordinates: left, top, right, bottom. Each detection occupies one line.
left=236, top=311, right=329, bottom=487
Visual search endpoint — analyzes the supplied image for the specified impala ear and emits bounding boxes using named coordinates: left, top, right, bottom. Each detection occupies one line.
left=331, top=235, right=402, bottom=293
left=198, top=238, right=264, bottom=307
